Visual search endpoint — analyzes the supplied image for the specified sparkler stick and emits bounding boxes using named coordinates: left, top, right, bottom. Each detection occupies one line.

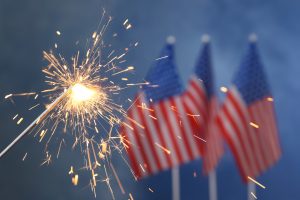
left=0, top=89, right=69, bottom=158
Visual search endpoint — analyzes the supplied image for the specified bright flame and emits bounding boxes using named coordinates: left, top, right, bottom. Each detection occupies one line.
left=71, top=83, right=95, bottom=103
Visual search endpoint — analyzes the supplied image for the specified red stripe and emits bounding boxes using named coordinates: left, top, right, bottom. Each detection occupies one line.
left=135, top=98, right=163, bottom=171
left=159, top=101, right=184, bottom=164
left=128, top=108, right=153, bottom=174
left=170, top=97, right=194, bottom=160
left=258, top=101, right=280, bottom=162
left=249, top=103, right=272, bottom=169
left=149, top=104, right=173, bottom=166
left=120, top=126, right=142, bottom=178
left=181, top=99, right=204, bottom=155
left=222, top=100, right=255, bottom=176
left=216, top=115, right=247, bottom=181
left=187, top=81, right=208, bottom=122
left=248, top=107, right=268, bottom=172
left=227, top=91, right=260, bottom=175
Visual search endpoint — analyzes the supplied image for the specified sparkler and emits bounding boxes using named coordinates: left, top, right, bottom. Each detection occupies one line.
left=1, top=12, right=140, bottom=197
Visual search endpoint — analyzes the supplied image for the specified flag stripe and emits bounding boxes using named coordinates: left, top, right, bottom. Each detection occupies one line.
left=135, top=98, right=165, bottom=170
left=222, top=96, right=258, bottom=176
left=228, top=89, right=261, bottom=175
left=129, top=108, right=156, bottom=174
left=174, top=97, right=200, bottom=159
left=160, top=101, right=185, bottom=164
left=153, top=103, right=180, bottom=166
left=216, top=112, right=249, bottom=179
left=170, top=98, right=194, bottom=160
left=123, top=118, right=146, bottom=177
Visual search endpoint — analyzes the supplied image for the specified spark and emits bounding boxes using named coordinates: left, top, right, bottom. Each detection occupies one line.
left=251, top=192, right=257, bottom=199
left=155, top=142, right=171, bottom=154
left=17, top=118, right=24, bottom=125
left=155, top=55, right=168, bottom=61
left=22, top=152, right=28, bottom=161
left=126, top=24, right=132, bottom=30
left=247, top=176, right=266, bottom=189
left=5, top=92, right=36, bottom=99
left=148, top=187, right=154, bottom=193
left=220, top=86, right=228, bottom=93
left=12, top=114, right=18, bottom=120
left=250, top=122, right=259, bottom=129
left=139, top=164, right=146, bottom=172
left=69, top=166, right=74, bottom=174
left=28, top=104, right=40, bottom=111
left=72, top=174, right=79, bottom=186
left=5, top=94, right=12, bottom=99
left=267, top=97, right=274, bottom=102
left=112, top=66, right=134, bottom=76
left=123, top=19, right=132, bottom=30
left=148, top=115, right=157, bottom=120
left=193, top=135, right=207, bottom=143
left=126, top=82, right=149, bottom=86
left=123, top=19, right=129, bottom=25
left=129, top=193, right=134, bottom=200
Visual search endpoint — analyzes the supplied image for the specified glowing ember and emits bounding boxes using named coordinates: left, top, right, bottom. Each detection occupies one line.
left=70, top=83, right=96, bottom=103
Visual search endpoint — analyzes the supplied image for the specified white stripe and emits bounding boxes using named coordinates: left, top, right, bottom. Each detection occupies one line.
left=225, top=96, right=260, bottom=175
left=230, top=88, right=262, bottom=176
left=257, top=101, right=278, bottom=162
left=164, top=100, right=189, bottom=162
left=140, top=96, right=169, bottom=170
left=219, top=111, right=251, bottom=176
left=250, top=103, right=273, bottom=167
left=153, top=104, right=179, bottom=166
left=131, top=107, right=159, bottom=173
left=174, top=97, right=200, bottom=159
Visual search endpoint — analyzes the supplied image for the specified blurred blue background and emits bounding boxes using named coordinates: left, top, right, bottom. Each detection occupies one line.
left=0, top=0, right=299, bottom=199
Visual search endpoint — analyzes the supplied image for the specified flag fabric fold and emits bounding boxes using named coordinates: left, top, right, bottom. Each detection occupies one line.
left=216, top=39, right=281, bottom=181
left=190, top=39, right=224, bottom=174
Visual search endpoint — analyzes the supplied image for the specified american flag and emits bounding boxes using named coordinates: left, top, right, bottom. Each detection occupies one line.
left=192, top=38, right=224, bottom=174
left=216, top=39, right=281, bottom=181
left=121, top=39, right=224, bottom=178
left=121, top=41, right=206, bottom=178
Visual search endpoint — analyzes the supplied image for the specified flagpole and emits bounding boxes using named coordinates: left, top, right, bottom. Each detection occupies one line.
left=247, top=182, right=256, bottom=200
left=208, top=169, right=217, bottom=200
left=165, top=35, right=180, bottom=200
left=247, top=33, right=257, bottom=200
left=172, top=166, right=180, bottom=200
left=200, top=34, right=218, bottom=200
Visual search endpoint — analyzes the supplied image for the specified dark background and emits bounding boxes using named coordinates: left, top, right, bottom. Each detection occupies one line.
left=0, top=0, right=299, bottom=199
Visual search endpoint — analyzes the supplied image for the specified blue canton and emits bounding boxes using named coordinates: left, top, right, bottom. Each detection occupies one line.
left=233, top=42, right=271, bottom=105
left=143, top=43, right=183, bottom=103
left=194, top=42, right=214, bottom=98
